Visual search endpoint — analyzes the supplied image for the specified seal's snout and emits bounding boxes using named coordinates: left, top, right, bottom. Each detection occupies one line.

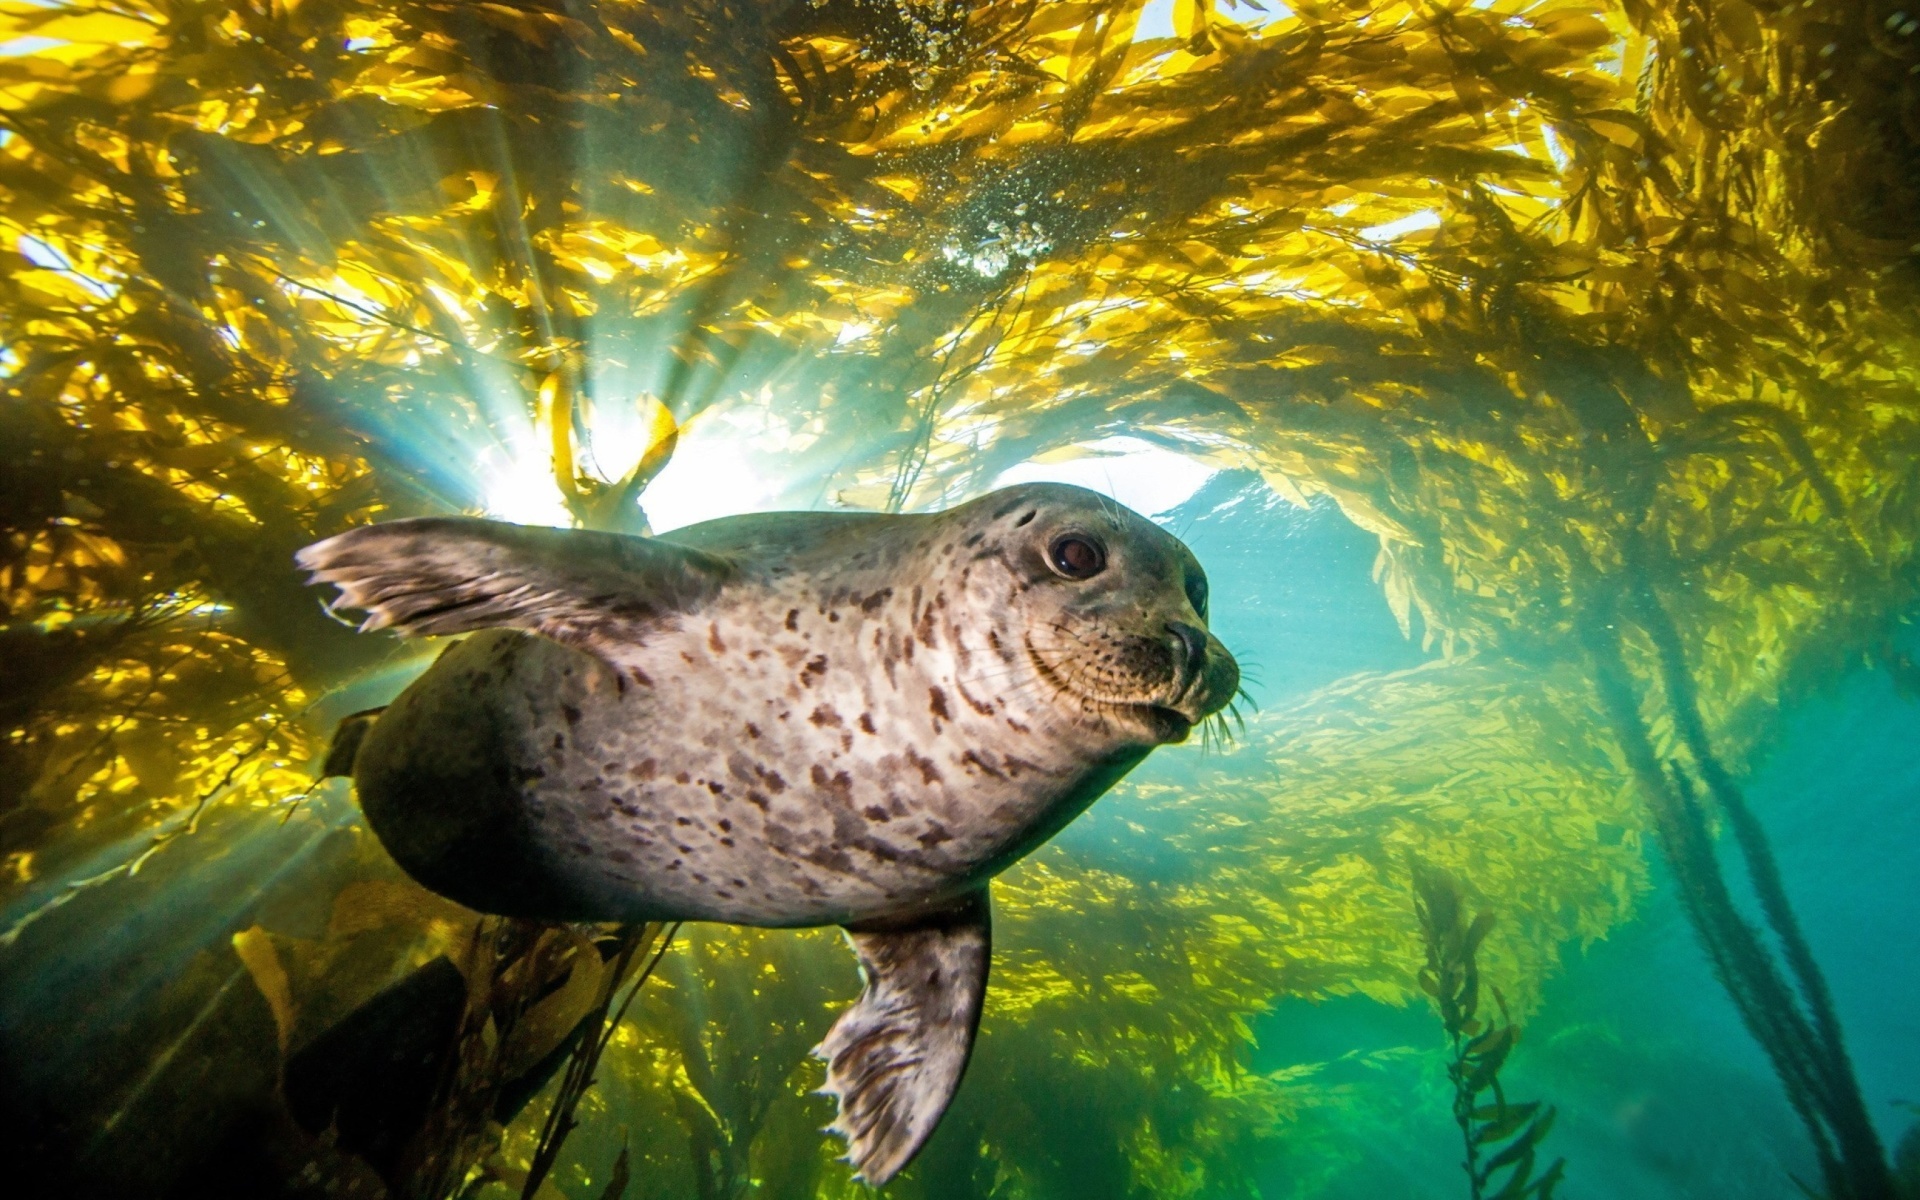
left=1168, top=621, right=1208, bottom=678
left=1163, top=622, right=1240, bottom=728
left=1167, top=621, right=1215, bottom=708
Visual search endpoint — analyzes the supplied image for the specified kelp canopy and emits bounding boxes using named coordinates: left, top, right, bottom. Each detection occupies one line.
left=3, top=0, right=1918, bottom=1197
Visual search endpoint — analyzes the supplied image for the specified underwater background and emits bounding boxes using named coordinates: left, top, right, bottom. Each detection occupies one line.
left=3, top=0, right=1920, bottom=1197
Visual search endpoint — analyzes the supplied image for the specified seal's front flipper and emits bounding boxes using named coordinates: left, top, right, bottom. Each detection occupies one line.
left=816, top=890, right=991, bottom=1185
left=295, top=518, right=735, bottom=663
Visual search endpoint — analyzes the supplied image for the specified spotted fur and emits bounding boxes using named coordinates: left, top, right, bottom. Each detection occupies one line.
left=298, top=482, right=1238, bottom=1185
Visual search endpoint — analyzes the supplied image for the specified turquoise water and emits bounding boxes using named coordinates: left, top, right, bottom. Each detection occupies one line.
left=1067, top=477, right=1920, bottom=1200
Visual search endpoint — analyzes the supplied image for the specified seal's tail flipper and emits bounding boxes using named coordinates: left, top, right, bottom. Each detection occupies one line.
left=815, top=890, right=991, bottom=1186
left=318, top=707, right=387, bottom=779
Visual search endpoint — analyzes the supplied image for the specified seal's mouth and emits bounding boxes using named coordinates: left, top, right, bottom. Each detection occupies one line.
left=1022, top=629, right=1230, bottom=745
left=1131, top=704, right=1196, bottom=744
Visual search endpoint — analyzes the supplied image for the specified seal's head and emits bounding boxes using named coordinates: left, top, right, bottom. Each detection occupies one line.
left=946, top=482, right=1240, bottom=746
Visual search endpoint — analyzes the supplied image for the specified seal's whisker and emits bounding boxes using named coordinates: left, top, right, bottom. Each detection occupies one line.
left=1040, top=620, right=1098, bottom=651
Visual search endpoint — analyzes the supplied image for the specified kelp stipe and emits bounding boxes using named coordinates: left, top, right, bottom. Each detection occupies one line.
left=1894, top=1113, right=1920, bottom=1200
left=1576, top=589, right=1898, bottom=1200
left=510, top=923, right=676, bottom=1200
left=1413, top=865, right=1565, bottom=1200
left=413, top=920, right=673, bottom=1200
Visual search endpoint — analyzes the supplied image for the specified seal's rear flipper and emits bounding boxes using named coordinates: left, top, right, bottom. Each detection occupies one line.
left=318, top=706, right=387, bottom=778
left=816, top=890, right=991, bottom=1185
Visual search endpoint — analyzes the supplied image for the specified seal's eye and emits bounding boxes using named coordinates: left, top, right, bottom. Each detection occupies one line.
left=1185, top=574, right=1209, bottom=620
left=1048, top=535, right=1107, bottom=580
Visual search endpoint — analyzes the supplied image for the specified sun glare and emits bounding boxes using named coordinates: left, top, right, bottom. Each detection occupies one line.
left=479, top=435, right=574, bottom=528
left=992, top=436, right=1218, bottom=520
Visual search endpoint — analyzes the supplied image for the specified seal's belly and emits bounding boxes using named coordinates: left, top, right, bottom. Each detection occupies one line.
left=360, top=627, right=1091, bottom=926
left=533, top=633, right=1076, bottom=926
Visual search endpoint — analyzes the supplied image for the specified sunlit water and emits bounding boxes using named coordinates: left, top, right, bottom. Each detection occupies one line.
left=5, top=1, right=1920, bottom=1198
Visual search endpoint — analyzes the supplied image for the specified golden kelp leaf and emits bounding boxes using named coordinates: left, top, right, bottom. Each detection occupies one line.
left=232, top=924, right=297, bottom=1055
left=499, top=930, right=606, bottom=1082
left=326, top=879, right=471, bottom=946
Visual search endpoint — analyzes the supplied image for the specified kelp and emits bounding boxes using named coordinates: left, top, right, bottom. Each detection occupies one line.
left=1413, top=865, right=1564, bottom=1200
left=230, top=864, right=672, bottom=1198
left=3, top=0, right=1919, bottom=1196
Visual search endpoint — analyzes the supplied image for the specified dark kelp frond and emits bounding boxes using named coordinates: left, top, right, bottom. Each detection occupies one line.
left=1415, top=865, right=1566, bottom=1200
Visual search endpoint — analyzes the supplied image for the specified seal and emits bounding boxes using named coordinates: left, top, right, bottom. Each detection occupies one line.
left=297, top=482, right=1238, bottom=1183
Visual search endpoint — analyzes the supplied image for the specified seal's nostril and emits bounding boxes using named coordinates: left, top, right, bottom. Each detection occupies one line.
left=1168, top=622, right=1207, bottom=673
